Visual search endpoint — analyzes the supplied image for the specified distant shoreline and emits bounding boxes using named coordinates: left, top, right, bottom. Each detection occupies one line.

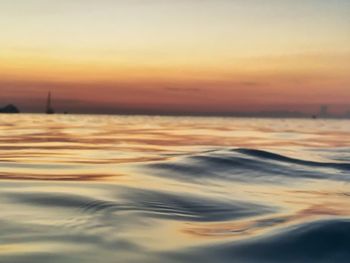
left=2, top=112, right=349, bottom=120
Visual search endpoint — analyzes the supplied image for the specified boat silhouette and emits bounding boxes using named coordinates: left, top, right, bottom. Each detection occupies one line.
left=46, top=91, right=55, bottom=114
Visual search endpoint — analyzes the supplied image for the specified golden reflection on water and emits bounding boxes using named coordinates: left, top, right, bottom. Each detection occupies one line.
left=183, top=182, right=350, bottom=241
left=0, top=114, right=349, bottom=261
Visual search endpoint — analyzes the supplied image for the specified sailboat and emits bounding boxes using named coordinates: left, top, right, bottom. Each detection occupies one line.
left=46, top=91, right=55, bottom=114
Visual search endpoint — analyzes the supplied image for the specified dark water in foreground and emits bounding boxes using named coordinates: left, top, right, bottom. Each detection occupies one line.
left=0, top=115, right=349, bottom=263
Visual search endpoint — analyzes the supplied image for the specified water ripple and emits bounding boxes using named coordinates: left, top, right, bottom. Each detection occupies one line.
left=0, top=115, right=349, bottom=263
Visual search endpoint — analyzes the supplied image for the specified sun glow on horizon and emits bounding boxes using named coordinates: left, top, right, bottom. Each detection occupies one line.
left=0, top=0, right=349, bottom=114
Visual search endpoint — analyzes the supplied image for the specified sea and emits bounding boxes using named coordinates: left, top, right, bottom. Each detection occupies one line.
left=0, top=114, right=349, bottom=263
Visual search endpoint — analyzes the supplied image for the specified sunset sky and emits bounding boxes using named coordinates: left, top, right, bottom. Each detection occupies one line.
left=0, top=0, right=349, bottom=114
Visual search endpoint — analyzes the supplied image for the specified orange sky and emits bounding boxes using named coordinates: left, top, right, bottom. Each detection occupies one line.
left=0, top=1, right=349, bottom=115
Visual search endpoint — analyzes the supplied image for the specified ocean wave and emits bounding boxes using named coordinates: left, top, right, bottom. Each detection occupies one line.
left=4, top=188, right=275, bottom=224
left=148, top=148, right=350, bottom=183
left=236, top=148, right=350, bottom=170
left=167, top=219, right=350, bottom=263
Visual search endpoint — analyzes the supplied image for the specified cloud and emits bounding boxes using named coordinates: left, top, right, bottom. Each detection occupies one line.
left=163, top=87, right=202, bottom=93
left=238, top=82, right=261, bottom=87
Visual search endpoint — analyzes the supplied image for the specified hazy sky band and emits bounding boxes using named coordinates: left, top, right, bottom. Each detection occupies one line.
left=0, top=0, right=349, bottom=114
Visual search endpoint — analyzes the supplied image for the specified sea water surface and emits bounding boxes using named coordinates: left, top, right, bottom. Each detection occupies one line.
left=0, top=114, right=349, bottom=263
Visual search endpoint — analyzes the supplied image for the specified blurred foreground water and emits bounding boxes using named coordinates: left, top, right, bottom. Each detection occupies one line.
left=0, top=114, right=349, bottom=263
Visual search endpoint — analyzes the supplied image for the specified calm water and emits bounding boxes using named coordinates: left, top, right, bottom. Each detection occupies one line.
left=0, top=114, right=349, bottom=263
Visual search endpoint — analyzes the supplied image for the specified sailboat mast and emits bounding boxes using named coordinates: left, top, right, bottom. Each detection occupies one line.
left=46, top=91, right=54, bottom=114
left=47, top=92, right=51, bottom=111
